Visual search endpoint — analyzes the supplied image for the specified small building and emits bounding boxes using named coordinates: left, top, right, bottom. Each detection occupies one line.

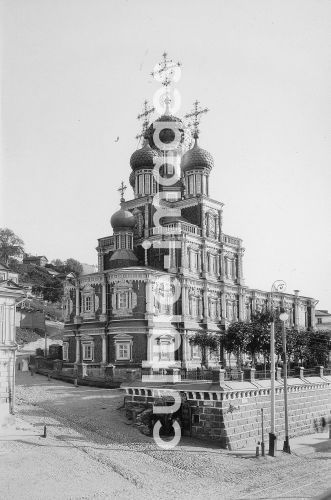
left=15, top=297, right=45, bottom=331
left=0, top=279, right=24, bottom=429
left=23, top=254, right=48, bottom=267
left=315, top=310, right=331, bottom=332
left=0, top=262, right=19, bottom=284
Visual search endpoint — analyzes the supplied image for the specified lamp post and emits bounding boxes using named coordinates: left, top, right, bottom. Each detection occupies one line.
left=269, top=280, right=287, bottom=457
left=141, top=239, right=152, bottom=266
left=279, top=310, right=291, bottom=453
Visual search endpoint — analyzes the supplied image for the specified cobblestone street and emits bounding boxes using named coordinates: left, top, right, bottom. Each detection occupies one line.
left=1, top=372, right=331, bottom=499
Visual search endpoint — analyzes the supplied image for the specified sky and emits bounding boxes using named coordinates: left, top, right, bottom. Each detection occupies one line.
left=1, top=0, right=330, bottom=308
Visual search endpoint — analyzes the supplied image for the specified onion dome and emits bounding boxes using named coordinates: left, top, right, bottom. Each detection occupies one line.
left=130, top=141, right=160, bottom=171
left=145, top=114, right=188, bottom=151
left=181, top=138, right=214, bottom=172
left=110, top=208, right=136, bottom=231
left=129, top=170, right=135, bottom=188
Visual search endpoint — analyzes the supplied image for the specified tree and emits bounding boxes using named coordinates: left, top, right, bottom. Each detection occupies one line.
left=51, top=259, right=65, bottom=268
left=65, top=258, right=83, bottom=276
left=247, top=311, right=273, bottom=366
left=189, top=333, right=220, bottom=368
left=51, top=258, right=83, bottom=276
left=0, top=228, right=24, bottom=265
left=306, top=330, right=330, bottom=367
left=223, top=321, right=250, bottom=368
left=224, top=311, right=274, bottom=368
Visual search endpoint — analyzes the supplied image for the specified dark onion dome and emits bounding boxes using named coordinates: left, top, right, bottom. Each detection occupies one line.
left=130, top=140, right=160, bottom=171
left=181, top=139, right=214, bottom=172
left=110, top=208, right=136, bottom=230
left=145, top=114, right=188, bottom=151
left=129, top=170, right=135, bottom=188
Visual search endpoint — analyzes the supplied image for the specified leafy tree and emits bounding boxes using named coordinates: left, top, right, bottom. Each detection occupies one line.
left=189, top=333, right=220, bottom=368
left=223, top=321, right=250, bottom=368
left=50, top=257, right=83, bottom=276
left=306, top=330, right=330, bottom=367
left=51, top=259, right=65, bottom=268
left=248, top=311, right=273, bottom=365
left=0, top=228, right=24, bottom=265
left=7, top=257, right=23, bottom=273
left=65, top=258, right=83, bottom=276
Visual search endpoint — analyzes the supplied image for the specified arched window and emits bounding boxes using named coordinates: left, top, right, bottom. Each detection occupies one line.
left=145, top=174, right=150, bottom=194
left=196, top=174, right=202, bottom=194
left=85, top=296, right=91, bottom=312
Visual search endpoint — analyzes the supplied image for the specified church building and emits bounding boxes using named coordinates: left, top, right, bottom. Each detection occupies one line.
left=62, top=55, right=317, bottom=374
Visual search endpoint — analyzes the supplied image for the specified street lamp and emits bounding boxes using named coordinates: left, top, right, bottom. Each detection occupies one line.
left=269, top=280, right=287, bottom=457
left=279, top=310, right=291, bottom=453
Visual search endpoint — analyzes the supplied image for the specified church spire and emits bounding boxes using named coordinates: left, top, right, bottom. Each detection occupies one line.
left=151, top=52, right=181, bottom=88
left=136, top=100, right=155, bottom=142
left=151, top=52, right=181, bottom=116
left=117, top=180, right=127, bottom=203
left=185, top=100, right=209, bottom=140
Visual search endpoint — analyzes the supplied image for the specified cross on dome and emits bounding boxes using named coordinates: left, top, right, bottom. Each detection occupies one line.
left=151, top=52, right=181, bottom=88
left=185, top=100, right=209, bottom=139
left=117, top=181, right=127, bottom=202
left=136, top=100, right=155, bottom=141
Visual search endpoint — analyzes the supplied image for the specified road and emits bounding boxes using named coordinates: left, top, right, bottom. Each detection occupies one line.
left=1, top=372, right=330, bottom=499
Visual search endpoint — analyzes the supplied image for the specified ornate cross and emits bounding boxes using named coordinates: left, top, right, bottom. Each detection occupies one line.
left=136, top=100, right=155, bottom=141
left=185, top=100, right=209, bottom=139
left=118, top=181, right=127, bottom=202
left=151, top=52, right=181, bottom=87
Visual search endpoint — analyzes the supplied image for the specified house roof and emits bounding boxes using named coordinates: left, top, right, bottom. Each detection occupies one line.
left=16, top=297, right=45, bottom=312
left=316, top=310, right=331, bottom=317
left=24, top=255, right=48, bottom=261
left=0, top=262, right=11, bottom=271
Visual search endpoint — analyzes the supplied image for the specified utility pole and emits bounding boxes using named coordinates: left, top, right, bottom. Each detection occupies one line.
left=280, top=311, right=291, bottom=453
left=44, top=329, right=47, bottom=358
left=269, top=280, right=287, bottom=457
left=269, top=320, right=276, bottom=456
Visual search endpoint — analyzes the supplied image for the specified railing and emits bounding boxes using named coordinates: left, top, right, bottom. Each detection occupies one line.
left=149, top=222, right=202, bottom=237
left=181, top=369, right=213, bottom=381
left=302, top=368, right=320, bottom=377
left=98, top=236, right=113, bottom=248
left=221, top=234, right=241, bottom=246
left=254, top=369, right=271, bottom=380
left=323, top=367, right=331, bottom=376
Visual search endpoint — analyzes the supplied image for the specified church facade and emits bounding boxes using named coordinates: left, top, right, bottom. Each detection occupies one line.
left=62, top=59, right=318, bottom=374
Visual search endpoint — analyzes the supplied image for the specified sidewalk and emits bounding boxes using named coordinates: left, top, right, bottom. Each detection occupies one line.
left=229, top=429, right=331, bottom=458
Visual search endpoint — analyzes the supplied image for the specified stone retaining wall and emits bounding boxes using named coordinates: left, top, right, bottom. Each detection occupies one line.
left=124, top=376, right=331, bottom=450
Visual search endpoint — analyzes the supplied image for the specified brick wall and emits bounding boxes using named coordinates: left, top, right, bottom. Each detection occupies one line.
left=125, top=378, right=331, bottom=450
left=68, top=337, right=76, bottom=363
left=93, top=335, right=102, bottom=362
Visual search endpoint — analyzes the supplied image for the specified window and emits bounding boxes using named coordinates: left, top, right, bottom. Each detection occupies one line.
left=62, top=343, right=69, bottom=361
left=188, top=175, right=194, bottom=194
left=116, top=342, right=131, bottom=360
left=84, top=296, right=92, bottom=312
left=119, top=292, right=127, bottom=308
left=191, top=344, right=200, bottom=359
left=82, top=342, right=93, bottom=361
left=196, top=174, right=202, bottom=194
left=115, top=235, right=120, bottom=249
left=145, top=174, right=150, bottom=194
left=160, top=341, right=171, bottom=360
left=138, top=175, right=144, bottom=194
left=120, top=235, right=126, bottom=248
left=317, top=318, right=322, bottom=324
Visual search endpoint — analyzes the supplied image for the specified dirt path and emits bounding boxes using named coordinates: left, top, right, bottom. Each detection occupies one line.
left=1, top=372, right=330, bottom=499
